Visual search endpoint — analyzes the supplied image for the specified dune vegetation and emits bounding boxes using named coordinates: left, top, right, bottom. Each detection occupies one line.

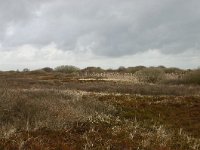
left=0, top=66, right=200, bottom=150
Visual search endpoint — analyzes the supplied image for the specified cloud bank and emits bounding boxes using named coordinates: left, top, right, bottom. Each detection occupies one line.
left=0, top=0, right=200, bottom=70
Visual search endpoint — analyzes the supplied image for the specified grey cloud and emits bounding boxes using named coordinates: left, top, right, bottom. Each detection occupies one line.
left=0, top=0, right=200, bottom=57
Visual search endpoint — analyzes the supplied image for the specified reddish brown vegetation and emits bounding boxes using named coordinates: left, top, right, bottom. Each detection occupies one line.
left=0, top=70, right=200, bottom=150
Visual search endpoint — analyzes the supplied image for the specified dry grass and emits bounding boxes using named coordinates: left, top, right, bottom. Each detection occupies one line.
left=0, top=72, right=200, bottom=149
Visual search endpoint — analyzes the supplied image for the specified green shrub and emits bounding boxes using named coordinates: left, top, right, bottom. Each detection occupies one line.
left=126, top=66, right=146, bottom=73
left=182, top=69, right=200, bottom=85
left=41, top=67, right=54, bottom=72
left=135, top=68, right=165, bottom=83
left=164, top=67, right=183, bottom=74
left=82, top=67, right=104, bottom=73
left=118, top=66, right=126, bottom=72
left=54, top=65, right=80, bottom=74
left=23, top=68, right=30, bottom=72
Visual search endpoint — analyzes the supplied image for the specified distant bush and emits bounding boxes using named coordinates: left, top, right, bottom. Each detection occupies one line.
left=82, top=67, right=104, bottom=73
left=181, top=69, right=200, bottom=85
left=162, top=69, right=200, bottom=85
left=135, top=68, right=165, bottom=83
left=41, top=67, right=54, bottom=72
left=23, top=68, right=30, bottom=72
left=118, top=66, right=126, bottom=72
left=126, top=66, right=146, bottom=73
left=106, top=68, right=114, bottom=72
left=54, top=65, right=80, bottom=74
left=157, top=65, right=166, bottom=69
left=164, top=67, right=183, bottom=74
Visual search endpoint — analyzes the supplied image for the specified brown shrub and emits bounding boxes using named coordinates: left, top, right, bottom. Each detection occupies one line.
left=134, top=68, right=165, bottom=83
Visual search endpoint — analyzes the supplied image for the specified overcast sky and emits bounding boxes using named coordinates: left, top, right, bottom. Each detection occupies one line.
left=0, top=0, right=200, bottom=70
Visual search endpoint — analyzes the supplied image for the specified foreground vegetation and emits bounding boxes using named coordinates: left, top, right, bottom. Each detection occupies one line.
left=0, top=66, right=200, bottom=149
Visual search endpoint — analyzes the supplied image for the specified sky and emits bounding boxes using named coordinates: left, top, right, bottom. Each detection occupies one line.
left=0, top=0, right=200, bottom=70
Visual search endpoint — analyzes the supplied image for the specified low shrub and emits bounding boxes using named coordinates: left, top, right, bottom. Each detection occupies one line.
left=164, top=67, right=184, bottom=74
left=164, top=69, right=200, bottom=85
left=134, top=68, right=165, bottom=83
left=54, top=65, right=80, bottom=74
left=41, top=67, right=54, bottom=72
left=181, top=69, right=200, bottom=85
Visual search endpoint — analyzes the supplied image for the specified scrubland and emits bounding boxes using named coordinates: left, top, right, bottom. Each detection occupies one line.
left=0, top=67, right=200, bottom=150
